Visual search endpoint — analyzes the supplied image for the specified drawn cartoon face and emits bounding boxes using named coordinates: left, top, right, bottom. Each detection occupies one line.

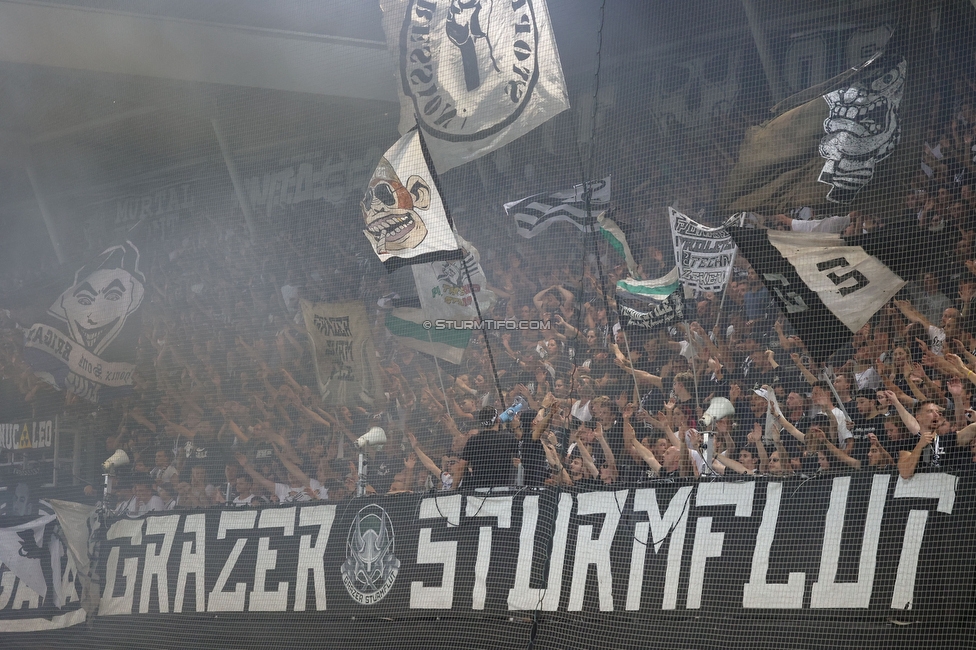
left=362, top=158, right=430, bottom=255
left=56, top=267, right=144, bottom=355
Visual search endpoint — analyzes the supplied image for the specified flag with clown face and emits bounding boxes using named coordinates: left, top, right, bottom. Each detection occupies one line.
left=362, top=129, right=462, bottom=272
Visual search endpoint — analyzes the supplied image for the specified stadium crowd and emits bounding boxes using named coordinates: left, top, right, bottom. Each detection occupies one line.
left=4, top=70, right=976, bottom=515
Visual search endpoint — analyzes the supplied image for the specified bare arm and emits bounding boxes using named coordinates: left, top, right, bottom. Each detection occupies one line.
left=885, top=390, right=920, bottom=434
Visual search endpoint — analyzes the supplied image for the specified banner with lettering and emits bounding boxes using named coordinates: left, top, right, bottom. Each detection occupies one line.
left=0, top=514, right=87, bottom=633
left=669, top=208, right=737, bottom=292
left=22, top=242, right=146, bottom=404
left=2, top=473, right=974, bottom=646
left=300, top=300, right=385, bottom=407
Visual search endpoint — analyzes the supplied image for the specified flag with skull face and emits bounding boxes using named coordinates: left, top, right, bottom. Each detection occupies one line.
left=362, top=129, right=463, bottom=272
left=23, top=241, right=145, bottom=404
left=719, top=53, right=906, bottom=215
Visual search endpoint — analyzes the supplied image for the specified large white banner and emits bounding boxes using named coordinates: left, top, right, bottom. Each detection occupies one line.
left=381, top=0, right=570, bottom=172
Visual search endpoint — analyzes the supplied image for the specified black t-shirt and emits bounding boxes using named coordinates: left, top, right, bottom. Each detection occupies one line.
left=895, top=431, right=966, bottom=473
left=516, top=436, right=549, bottom=487
left=460, top=429, right=518, bottom=489
left=849, top=413, right=883, bottom=465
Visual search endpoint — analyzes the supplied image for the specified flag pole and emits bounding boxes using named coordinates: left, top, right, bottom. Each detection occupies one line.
left=416, top=125, right=505, bottom=407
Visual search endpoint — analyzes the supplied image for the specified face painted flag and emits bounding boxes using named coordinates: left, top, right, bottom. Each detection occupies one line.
left=597, top=211, right=639, bottom=279
left=719, top=52, right=906, bottom=215
left=728, top=226, right=905, bottom=363
left=505, top=177, right=610, bottom=238
left=362, top=129, right=463, bottom=273
left=23, top=241, right=145, bottom=404
left=616, top=266, right=680, bottom=302
left=670, top=208, right=736, bottom=292
left=301, top=300, right=385, bottom=407
left=380, top=0, right=569, bottom=173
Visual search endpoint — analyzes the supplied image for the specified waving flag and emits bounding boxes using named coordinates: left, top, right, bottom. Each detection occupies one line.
left=729, top=226, right=905, bottom=363
left=23, top=241, right=145, bottom=404
left=616, top=267, right=680, bottom=302
left=381, top=0, right=569, bottom=172
left=670, top=208, right=736, bottom=292
left=720, top=53, right=906, bottom=215
left=362, top=129, right=462, bottom=272
left=506, top=177, right=610, bottom=238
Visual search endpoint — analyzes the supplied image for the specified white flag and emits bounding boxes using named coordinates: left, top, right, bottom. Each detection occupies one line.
left=362, top=129, right=462, bottom=272
left=412, top=234, right=496, bottom=320
left=381, top=0, right=570, bottom=172
left=669, top=208, right=737, bottom=292
left=0, top=514, right=56, bottom=601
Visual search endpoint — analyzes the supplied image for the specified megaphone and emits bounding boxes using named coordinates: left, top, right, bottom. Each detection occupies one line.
left=355, top=427, right=387, bottom=450
left=701, top=397, right=735, bottom=428
left=102, top=449, right=130, bottom=473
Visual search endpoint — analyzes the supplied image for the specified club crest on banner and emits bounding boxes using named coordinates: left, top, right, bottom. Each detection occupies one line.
left=341, top=504, right=401, bottom=605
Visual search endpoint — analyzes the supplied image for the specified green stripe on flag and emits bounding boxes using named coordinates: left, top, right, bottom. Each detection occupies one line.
left=385, top=313, right=473, bottom=349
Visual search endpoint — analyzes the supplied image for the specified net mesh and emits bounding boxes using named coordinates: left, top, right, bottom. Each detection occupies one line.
left=0, top=1, right=975, bottom=648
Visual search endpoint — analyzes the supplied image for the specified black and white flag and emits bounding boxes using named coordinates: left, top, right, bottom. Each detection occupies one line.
left=729, top=226, right=905, bottom=363
left=381, top=0, right=569, bottom=173
left=670, top=208, right=736, bottom=292
left=617, top=293, right=684, bottom=332
left=505, top=177, right=610, bottom=238
left=0, top=514, right=56, bottom=603
left=362, top=129, right=463, bottom=272
left=720, top=53, right=905, bottom=215
left=23, top=241, right=146, bottom=404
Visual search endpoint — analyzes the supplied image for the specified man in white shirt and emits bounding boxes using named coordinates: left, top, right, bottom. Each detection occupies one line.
left=122, top=474, right=166, bottom=516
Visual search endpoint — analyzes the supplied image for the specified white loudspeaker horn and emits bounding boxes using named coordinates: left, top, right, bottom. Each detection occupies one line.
left=701, top=397, right=735, bottom=427
left=102, top=449, right=130, bottom=473
left=356, top=427, right=387, bottom=449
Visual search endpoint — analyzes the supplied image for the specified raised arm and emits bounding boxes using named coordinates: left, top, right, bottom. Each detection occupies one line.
left=622, top=403, right=662, bottom=474
left=885, top=389, right=920, bottom=434
left=894, top=299, right=933, bottom=329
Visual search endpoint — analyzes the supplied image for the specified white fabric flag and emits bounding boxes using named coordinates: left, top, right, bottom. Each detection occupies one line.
left=381, top=0, right=570, bottom=172
left=0, top=514, right=56, bottom=601
left=362, top=129, right=462, bottom=272
left=765, top=230, right=906, bottom=332
left=412, top=234, right=496, bottom=320
left=669, top=208, right=737, bottom=292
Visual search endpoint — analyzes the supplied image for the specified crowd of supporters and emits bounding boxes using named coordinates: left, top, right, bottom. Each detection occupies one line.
left=4, top=55, right=976, bottom=514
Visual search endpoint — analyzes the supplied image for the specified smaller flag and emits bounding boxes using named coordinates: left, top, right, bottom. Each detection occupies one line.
left=386, top=308, right=472, bottom=365
left=506, top=177, right=610, bottom=239
left=729, top=226, right=905, bottom=363
left=616, top=267, right=680, bottom=302
left=362, top=129, right=462, bottom=272
left=412, top=234, right=496, bottom=321
left=301, top=301, right=385, bottom=407
left=617, top=293, right=684, bottom=332
left=597, top=212, right=639, bottom=279
left=670, top=208, right=736, bottom=292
